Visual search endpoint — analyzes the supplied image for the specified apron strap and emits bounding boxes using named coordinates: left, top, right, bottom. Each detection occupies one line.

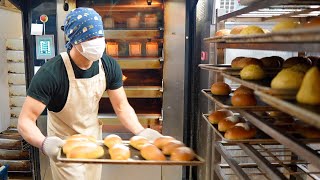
left=61, top=52, right=76, bottom=80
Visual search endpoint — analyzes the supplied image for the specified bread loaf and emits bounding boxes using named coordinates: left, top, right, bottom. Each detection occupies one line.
left=214, top=29, right=230, bottom=37
left=283, top=57, right=312, bottom=68
left=129, top=136, right=149, bottom=150
left=218, top=115, right=241, bottom=132
left=208, top=110, right=233, bottom=124
left=170, top=147, right=195, bottom=161
left=233, top=85, right=253, bottom=95
left=109, top=144, right=130, bottom=160
left=231, top=94, right=257, bottom=106
left=210, top=82, right=231, bottom=96
left=162, top=140, right=185, bottom=155
left=240, top=64, right=265, bottom=80
left=140, top=144, right=166, bottom=161
left=66, top=134, right=96, bottom=142
left=259, top=56, right=283, bottom=68
left=231, top=57, right=262, bottom=69
left=224, top=123, right=257, bottom=140
left=104, top=134, right=122, bottom=148
left=154, top=136, right=175, bottom=149
left=230, top=26, right=248, bottom=35
left=67, top=143, right=104, bottom=159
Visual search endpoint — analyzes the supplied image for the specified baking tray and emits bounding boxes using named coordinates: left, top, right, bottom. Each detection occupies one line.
left=202, top=114, right=275, bottom=144
left=57, top=141, right=204, bottom=165
left=202, top=113, right=320, bottom=144
left=223, top=27, right=320, bottom=43
left=222, top=73, right=297, bottom=99
left=201, top=89, right=274, bottom=111
left=255, top=90, right=320, bottom=129
left=199, top=64, right=280, bottom=75
left=203, top=36, right=226, bottom=43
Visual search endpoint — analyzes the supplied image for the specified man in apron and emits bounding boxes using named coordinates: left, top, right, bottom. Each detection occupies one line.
left=17, top=8, right=162, bottom=180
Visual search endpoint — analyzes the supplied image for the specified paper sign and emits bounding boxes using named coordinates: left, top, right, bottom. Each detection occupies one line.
left=31, top=24, right=43, bottom=35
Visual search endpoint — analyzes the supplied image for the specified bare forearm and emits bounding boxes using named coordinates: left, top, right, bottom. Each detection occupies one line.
left=116, top=105, right=144, bottom=135
left=18, top=118, right=45, bottom=149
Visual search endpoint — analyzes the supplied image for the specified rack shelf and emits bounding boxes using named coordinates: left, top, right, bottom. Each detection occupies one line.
left=255, top=91, right=320, bottom=129
left=117, top=58, right=162, bottom=69
left=103, top=86, right=162, bottom=98
left=98, top=113, right=160, bottom=125
left=237, top=110, right=320, bottom=169
left=104, top=29, right=162, bottom=40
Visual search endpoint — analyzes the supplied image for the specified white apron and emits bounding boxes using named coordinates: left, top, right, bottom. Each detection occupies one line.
left=47, top=52, right=106, bottom=180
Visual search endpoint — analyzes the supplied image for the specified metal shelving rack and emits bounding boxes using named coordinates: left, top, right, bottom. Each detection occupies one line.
left=201, top=0, right=320, bottom=179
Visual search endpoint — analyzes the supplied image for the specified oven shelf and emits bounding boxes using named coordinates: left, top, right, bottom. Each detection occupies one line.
left=98, top=113, right=161, bottom=125
left=117, top=58, right=162, bottom=69
left=104, top=29, right=162, bottom=40
left=103, top=86, right=163, bottom=98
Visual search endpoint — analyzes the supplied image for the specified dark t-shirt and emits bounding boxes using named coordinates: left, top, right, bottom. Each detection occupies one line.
left=27, top=52, right=123, bottom=112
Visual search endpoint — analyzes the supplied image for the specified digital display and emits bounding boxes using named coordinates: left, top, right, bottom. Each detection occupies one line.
left=36, top=35, right=55, bottom=59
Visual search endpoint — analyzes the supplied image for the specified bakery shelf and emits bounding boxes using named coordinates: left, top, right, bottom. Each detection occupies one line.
left=104, top=29, right=162, bottom=40
left=217, top=0, right=320, bottom=22
left=201, top=89, right=274, bottom=111
left=94, top=4, right=163, bottom=12
left=255, top=91, right=320, bottom=129
left=222, top=73, right=296, bottom=99
left=215, top=142, right=320, bottom=180
left=58, top=140, right=204, bottom=166
left=202, top=114, right=276, bottom=144
left=103, top=86, right=163, bottom=98
left=117, top=58, right=162, bottom=69
left=98, top=113, right=161, bottom=125
left=238, top=110, right=320, bottom=169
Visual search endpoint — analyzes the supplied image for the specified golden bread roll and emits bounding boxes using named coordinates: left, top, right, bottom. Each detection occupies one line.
left=210, top=82, right=231, bottom=96
left=283, top=57, right=312, bottom=68
left=63, top=141, right=95, bottom=154
left=153, top=136, right=175, bottom=149
left=214, top=29, right=231, bottom=37
left=240, top=25, right=264, bottom=35
left=296, top=67, right=320, bottom=105
left=231, top=94, right=257, bottom=106
left=218, top=115, right=241, bottom=132
left=230, top=25, right=248, bottom=35
left=272, top=20, right=300, bottom=32
left=230, top=57, right=245, bottom=67
left=129, top=136, right=149, bottom=150
left=240, top=64, right=265, bottom=80
left=109, top=144, right=130, bottom=160
left=224, top=123, right=257, bottom=140
left=303, top=17, right=320, bottom=28
left=66, top=134, right=96, bottom=142
left=259, top=56, right=283, bottom=68
left=231, top=57, right=262, bottom=69
left=233, top=85, right=254, bottom=95
left=67, top=143, right=104, bottom=159
left=289, top=64, right=311, bottom=74
left=170, top=147, right=195, bottom=161
left=263, top=29, right=270, bottom=33
left=104, top=134, right=122, bottom=148
left=208, top=110, right=233, bottom=124
left=162, top=140, right=185, bottom=155
left=271, top=68, right=305, bottom=90
left=140, top=144, right=166, bottom=161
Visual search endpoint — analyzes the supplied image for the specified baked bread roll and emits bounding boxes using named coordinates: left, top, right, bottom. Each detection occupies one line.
left=224, top=123, right=257, bottom=140
left=104, top=134, right=122, bottom=148
left=170, top=147, right=195, bottom=161
left=272, top=20, right=300, bottom=32
left=283, top=57, right=312, bottom=68
left=109, top=144, right=130, bottom=160
left=210, top=82, right=231, bottom=95
left=208, top=109, right=233, bottom=124
left=259, top=56, right=283, bottom=68
left=154, top=136, right=175, bottom=149
left=240, top=64, right=265, bottom=80
left=129, top=136, right=149, bottom=150
left=303, top=17, right=320, bottom=28
left=214, top=29, right=230, bottom=37
left=271, top=68, right=305, bottom=90
left=67, top=143, right=104, bottom=159
left=63, top=141, right=95, bottom=154
left=66, top=134, right=96, bottom=142
left=231, top=57, right=263, bottom=69
left=218, top=115, right=241, bottom=132
left=240, top=25, right=265, bottom=35
left=234, top=85, right=254, bottom=95
left=162, top=140, right=185, bottom=155
left=140, top=144, right=166, bottom=161
left=231, top=94, right=257, bottom=106
left=230, top=25, right=248, bottom=35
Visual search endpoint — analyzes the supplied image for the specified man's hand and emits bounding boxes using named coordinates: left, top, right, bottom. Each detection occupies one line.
left=42, top=136, right=65, bottom=161
left=138, top=128, right=162, bottom=141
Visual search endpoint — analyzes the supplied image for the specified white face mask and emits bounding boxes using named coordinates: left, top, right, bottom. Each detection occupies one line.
left=76, top=37, right=105, bottom=61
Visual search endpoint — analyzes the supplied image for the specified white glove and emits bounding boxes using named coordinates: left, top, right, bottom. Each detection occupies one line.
left=138, top=128, right=162, bottom=141
left=41, top=136, right=65, bottom=161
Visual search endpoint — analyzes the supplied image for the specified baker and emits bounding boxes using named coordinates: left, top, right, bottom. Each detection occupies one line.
left=18, top=7, right=162, bottom=180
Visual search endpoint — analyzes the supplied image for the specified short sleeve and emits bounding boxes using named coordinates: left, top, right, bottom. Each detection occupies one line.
left=27, top=67, right=58, bottom=105
left=102, top=54, right=123, bottom=90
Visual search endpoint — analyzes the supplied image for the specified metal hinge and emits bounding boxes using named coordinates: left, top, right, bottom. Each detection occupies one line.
left=159, top=108, right=164, bottom=122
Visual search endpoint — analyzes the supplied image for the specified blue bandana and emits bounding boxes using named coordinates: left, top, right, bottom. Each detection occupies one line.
left=64, top=7, right=104, bottom=50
